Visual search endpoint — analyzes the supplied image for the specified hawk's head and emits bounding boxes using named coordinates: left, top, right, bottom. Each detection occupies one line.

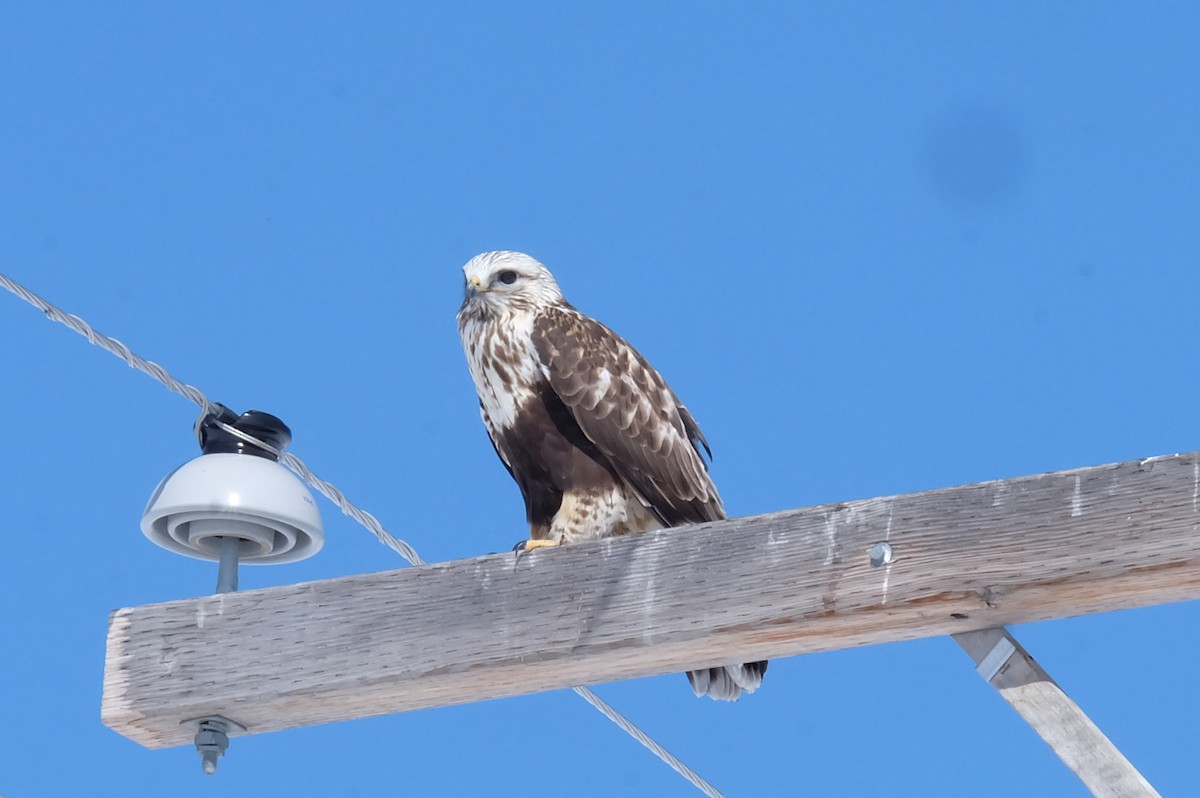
left=459, top=251, right=564, bottom=318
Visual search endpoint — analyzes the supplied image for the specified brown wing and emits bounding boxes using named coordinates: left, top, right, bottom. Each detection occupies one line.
left=531, top=305, right=725, bottom=525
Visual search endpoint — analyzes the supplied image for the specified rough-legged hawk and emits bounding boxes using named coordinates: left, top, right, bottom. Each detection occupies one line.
left=457, top=250, right=766, bottom=701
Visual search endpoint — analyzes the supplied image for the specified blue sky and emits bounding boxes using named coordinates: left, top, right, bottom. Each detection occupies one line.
left=2, top=3, right=1199, bottom=796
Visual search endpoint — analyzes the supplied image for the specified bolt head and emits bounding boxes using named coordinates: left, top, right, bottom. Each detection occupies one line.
left=869, top=542, right=894, bottom=567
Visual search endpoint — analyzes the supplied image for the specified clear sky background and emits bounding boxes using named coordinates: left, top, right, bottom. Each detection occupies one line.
left=2, top=3, right=1198, bottom=796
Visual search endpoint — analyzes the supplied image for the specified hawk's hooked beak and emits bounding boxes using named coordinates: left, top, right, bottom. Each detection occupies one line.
left=464, top=274, right=486, bottom=300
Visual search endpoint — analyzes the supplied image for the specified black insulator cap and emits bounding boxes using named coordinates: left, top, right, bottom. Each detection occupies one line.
left=196, top=403, right=292, bottom=460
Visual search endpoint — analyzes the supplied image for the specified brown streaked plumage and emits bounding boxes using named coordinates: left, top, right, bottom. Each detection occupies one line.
left=456, top=250, right=766, bottom=701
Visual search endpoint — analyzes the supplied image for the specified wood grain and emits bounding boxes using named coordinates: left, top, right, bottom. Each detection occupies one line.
left=103, top=451, right=1200, bottom=749
left=954, top=628, right=1161, bottom=797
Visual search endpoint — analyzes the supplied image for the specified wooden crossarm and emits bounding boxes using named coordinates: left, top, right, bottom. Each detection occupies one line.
left=103, top=451, right=1200, bottom=750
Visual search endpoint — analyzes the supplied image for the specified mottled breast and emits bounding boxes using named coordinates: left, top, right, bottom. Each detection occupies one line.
left=458, top=309, right=545, bottom=433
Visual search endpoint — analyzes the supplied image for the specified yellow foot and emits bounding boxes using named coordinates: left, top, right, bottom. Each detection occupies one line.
left=514, top=538, right=561, bottom=553
left=513, top=537, right=561, bottom=564
left=520, top=539, right=561, bottom=552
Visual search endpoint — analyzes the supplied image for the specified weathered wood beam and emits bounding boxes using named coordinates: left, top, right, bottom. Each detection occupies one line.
left=954, top=627, right=1160, bottom=798
left=103, top=451, right=1200, bottom=749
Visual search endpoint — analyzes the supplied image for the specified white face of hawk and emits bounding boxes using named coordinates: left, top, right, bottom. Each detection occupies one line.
left=459, top=251, right=564, bottom=318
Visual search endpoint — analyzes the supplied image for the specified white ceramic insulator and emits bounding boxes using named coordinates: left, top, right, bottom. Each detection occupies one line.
left=141, top=452, right=324, bottom=564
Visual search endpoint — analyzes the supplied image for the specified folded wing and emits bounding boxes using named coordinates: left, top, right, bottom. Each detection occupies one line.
left=531, top=306, right=725, bottom=525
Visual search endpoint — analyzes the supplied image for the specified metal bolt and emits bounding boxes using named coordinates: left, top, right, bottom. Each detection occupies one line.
left=195, top=719, right=230, bottom=774
left=184, top=715, right=244, bottom=775
left=869, top=542, right=894, bottom=567
left=215, top=535, right=240, bottom=594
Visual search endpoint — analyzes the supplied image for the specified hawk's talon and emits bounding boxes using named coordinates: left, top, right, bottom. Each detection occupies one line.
left=512, top=537, right=561, bottom=566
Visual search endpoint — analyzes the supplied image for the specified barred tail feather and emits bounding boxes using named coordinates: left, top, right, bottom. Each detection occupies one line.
left=687, top=660, right=768, bottom=701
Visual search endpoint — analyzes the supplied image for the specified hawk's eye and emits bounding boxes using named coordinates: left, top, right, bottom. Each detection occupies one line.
left=498, top=270, right=518, bottom=285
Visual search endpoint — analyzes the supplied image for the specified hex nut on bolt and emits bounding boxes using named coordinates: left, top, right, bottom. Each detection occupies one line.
left=184, top=715, right=245, bottom=775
